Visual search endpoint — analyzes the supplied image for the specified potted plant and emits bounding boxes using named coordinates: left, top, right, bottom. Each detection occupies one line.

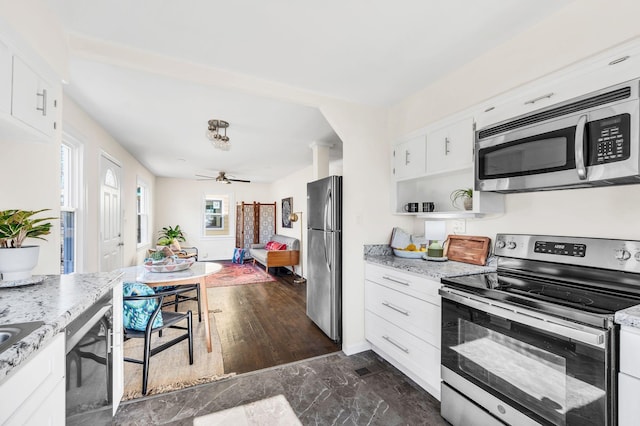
left=450, top=188, right=473, bottom=211
left=0, top=209, right=55, bottom=281
left=157, top=225, right=186, bottom=251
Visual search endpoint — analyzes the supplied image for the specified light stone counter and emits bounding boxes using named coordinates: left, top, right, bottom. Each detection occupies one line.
left=0, top=271, right=123, bottom=381
left=615, top=305, right=640, bottom=328
left=364, top=244, right=496, bottom=279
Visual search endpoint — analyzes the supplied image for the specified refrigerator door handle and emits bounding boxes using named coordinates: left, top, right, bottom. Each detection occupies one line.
left=324, top=231, right=331, bottom=270
left=324, top=189, right=331, bottom=231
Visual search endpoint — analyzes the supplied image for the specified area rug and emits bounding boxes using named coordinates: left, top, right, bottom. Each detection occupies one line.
left=193, top=394, right=301, bottom=426
left=205, top=261, right=276, bottom=288
left=122, top=299, right=233, bottom=400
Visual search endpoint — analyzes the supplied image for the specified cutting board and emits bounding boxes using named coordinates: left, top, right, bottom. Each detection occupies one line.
left=444, top=235, right=491, bottom=266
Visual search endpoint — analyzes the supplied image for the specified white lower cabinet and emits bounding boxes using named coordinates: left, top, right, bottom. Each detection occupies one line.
left=364, top=262, right=441, bottom=399
left=618, top=325, right=640, bottom=426
left=0, top=332, right=65, bottom=425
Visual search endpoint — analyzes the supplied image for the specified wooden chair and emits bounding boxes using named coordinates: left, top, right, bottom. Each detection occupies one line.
left=123, top=287, right=194, bottom=396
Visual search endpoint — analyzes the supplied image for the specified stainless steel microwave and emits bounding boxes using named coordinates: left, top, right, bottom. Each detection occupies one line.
left=475, top=79, right=640, bottom=193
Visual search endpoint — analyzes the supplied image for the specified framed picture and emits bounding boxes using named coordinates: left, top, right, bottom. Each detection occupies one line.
left=282, top=197, right=293, bottom=228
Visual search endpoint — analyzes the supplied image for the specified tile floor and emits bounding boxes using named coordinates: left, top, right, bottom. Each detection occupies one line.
left=113, top=350, right=449, bottom=425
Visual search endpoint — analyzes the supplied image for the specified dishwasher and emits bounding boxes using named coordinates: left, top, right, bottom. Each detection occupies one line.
left=65, top=291, right=114, bottom=425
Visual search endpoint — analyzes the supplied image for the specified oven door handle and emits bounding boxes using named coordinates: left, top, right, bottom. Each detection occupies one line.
left=439, top=288, right=607, bottom=348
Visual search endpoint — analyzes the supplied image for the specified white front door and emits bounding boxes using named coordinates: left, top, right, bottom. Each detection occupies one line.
left=99, top=154, right=123, bottom=272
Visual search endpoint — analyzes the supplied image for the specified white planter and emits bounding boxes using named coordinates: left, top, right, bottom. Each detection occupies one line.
left=0, top=246, right=40, bottom=281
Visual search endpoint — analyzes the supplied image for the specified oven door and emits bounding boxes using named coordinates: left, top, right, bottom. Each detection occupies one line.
left=440, top=288, right=614, bottom=426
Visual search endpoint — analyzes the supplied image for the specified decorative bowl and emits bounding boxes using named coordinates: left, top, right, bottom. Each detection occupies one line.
left=393, top=248, right=425, bottom=259
left=143, top=257, right=195, bottom=273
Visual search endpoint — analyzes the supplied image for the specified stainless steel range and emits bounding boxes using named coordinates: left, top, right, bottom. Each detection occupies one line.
left=439, top=234, right=640, bottom=426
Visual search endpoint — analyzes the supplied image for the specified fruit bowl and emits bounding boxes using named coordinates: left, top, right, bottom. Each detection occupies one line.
left=393, top=248, right=425, bottom=259
left=143, top=257, right=195, bottom=273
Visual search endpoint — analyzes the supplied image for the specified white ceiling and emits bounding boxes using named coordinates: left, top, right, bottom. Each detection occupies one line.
left=46, top=0, right=572, bottom=182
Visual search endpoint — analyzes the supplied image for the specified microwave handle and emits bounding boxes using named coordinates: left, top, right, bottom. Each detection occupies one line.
left=575, top=114, right=588, bottom=180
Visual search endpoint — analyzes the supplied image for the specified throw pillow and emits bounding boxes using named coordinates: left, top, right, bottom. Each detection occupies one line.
left=123, top=282, right=163, bottom=331
left=232, top=248, right=246, bottom=264
left=265, top=241, right=275, bottom=250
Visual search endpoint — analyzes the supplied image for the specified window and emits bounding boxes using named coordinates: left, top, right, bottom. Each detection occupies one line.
left=137, top=179, right=150, bottom=246
left=203, top=194, right=231, bottom=237
left=60, top=141, right=80, bottom=274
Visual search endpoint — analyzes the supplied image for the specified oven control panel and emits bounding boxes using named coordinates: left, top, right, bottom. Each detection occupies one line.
left=495, top=234, right=640, bottom=273
left=534, top=241, right=586, bottom=257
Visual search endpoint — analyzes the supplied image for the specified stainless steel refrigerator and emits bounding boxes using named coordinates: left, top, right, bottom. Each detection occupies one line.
left=306, top=175, right=342, bottom=342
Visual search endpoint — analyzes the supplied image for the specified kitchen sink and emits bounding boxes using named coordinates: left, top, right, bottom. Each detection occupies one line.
left=0, top=321, right=44, bottom=355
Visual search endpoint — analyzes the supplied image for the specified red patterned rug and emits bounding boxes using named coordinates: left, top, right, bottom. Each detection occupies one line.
left=205, top=261, right=276, bottom=288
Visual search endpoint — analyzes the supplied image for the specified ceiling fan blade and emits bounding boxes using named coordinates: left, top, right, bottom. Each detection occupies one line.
left=195, top=174, right=216, bottom=179
left=228, top=178, right=251, bottom=183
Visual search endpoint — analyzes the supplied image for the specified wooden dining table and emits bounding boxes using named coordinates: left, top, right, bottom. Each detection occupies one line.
left=120, top=261, right=222, bottom=352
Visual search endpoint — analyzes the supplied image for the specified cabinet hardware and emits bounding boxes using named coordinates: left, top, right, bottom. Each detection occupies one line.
left=445, top=137, right=450, bottom=155
left=382, top=301, right=409, bottom=316
left=382, top=275, right=410, bottom=286
left=107, top=329, right=113, bottom=354
left=405, top=150, right=410, bottom=165
left=609, top=55, right=629, bottom=66
left=524, top=92, right=554, bottom=105
left=36, top=89, right=47, bottom=116
left=382, top=335, right=409, bottom=353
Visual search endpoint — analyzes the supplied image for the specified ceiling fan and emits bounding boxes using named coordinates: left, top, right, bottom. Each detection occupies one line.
left=195, top=171, right=251, bottom=184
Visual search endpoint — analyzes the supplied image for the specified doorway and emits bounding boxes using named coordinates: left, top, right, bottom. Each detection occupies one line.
left=99, top=153, right=123, bottom=272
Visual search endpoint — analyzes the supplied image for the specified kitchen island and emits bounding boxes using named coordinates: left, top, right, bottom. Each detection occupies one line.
left=0, top=271, right=122, bottom=380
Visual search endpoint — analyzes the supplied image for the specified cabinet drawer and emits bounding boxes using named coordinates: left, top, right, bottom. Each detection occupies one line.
left=365, top=280, right=440, bottom=348
left=620, top=326, right=640, bottom=377
left=618, top=372, right=640, bottom=426
left=365, top=310, right=440, bottom=390
left=365, top=262, right=441, bottom=305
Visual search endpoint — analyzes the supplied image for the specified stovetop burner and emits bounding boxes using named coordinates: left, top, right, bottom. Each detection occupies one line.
left=442, top=234, right=640, bottom=327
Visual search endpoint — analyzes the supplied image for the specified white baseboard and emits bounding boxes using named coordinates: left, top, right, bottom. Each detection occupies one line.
left=341, top=340, right=371, bottom=356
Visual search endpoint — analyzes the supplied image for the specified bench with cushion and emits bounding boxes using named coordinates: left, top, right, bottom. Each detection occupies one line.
left=249, top=234, right=300, bottom=269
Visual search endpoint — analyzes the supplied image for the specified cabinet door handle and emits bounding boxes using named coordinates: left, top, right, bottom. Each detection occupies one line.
left=524, top=92, right=554, bottom=105
left=405, top=150, right=410, bottom=165
left=36, top=89, right=47, bottom=116
left=382, top=335, right=409, bottom=353
left=382, top=301, right=409, bottom=316
left=445, top=137, right=450, bottom=155
left=382, top=275, right=410, bottom=286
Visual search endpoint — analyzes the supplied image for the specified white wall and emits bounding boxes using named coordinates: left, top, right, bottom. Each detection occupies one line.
left=62, top=97, right=156, bottom=271
left=154, top=178, right=274, bottom=260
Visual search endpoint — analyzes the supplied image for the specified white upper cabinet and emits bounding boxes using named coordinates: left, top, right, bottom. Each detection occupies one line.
left=11, top=56, right=57, bottom=138
left=426, top=116, right=474, bottom=175
left=0, top=41, right=11, bottom=115
left=393, top=134, right=427, bottom=180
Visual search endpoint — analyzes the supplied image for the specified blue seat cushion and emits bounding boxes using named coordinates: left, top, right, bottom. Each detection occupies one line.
left=123, top=282, right=163, bottom=331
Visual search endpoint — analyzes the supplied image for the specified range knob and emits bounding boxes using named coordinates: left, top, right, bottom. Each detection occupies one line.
left=507, top=241, right=517, bottom=250
left=636, top=252, right=640, bottom=262
left=496, top=241, right=506, bottom=249
left=615, top=249, right=631, bottom=261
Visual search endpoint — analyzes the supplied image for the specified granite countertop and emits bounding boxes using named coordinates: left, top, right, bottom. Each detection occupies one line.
left=0, top=271, right=123, bottom=381
left=615, top=306, right=640, bottom=328
left=364, top=244, right=496, bottom=279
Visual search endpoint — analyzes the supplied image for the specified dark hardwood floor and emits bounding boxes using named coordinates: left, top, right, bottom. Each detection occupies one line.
left=206, top=267, right=341, bottom=375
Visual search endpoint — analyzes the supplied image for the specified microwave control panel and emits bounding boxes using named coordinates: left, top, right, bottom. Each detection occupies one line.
left=588, top=113, right=631, bottom=165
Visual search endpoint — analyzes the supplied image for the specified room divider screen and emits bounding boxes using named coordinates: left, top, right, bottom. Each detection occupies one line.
left=235, top=202, right=276, bottom=254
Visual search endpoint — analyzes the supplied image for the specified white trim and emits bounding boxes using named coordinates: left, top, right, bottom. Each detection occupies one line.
left=341, top=340, right=371, bottom=356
